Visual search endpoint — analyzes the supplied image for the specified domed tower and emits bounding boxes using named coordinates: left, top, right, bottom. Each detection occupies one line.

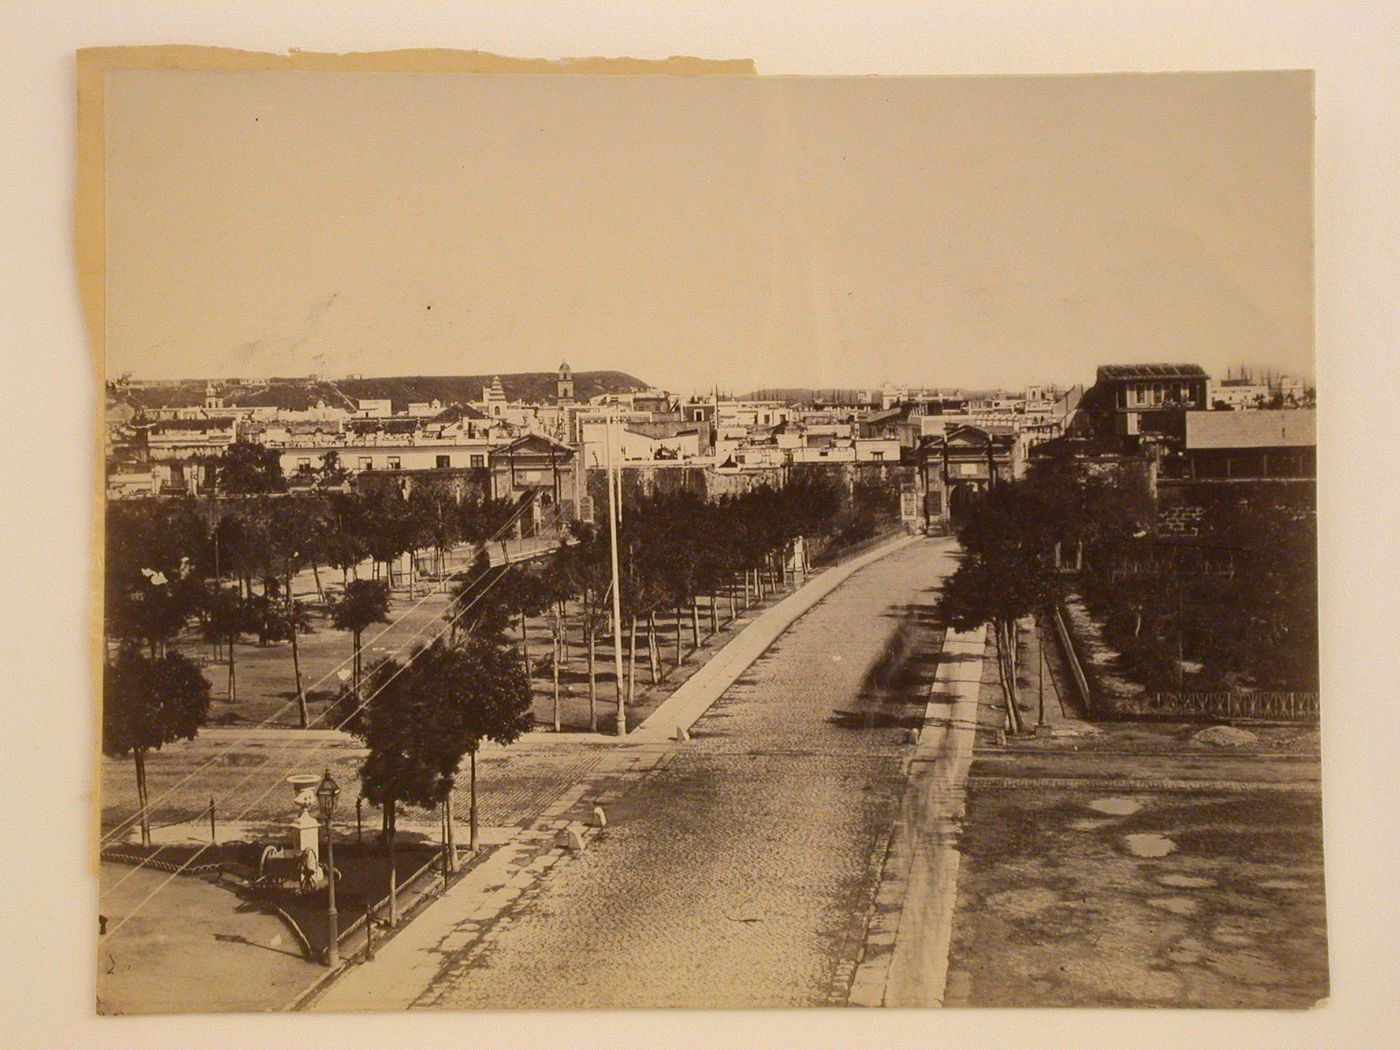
left=204, top=381, right=223, bottom=410
left=556, top=361, right=575, bottom=404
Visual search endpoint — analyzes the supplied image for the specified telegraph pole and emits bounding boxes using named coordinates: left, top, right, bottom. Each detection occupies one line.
left=606, top=411, right=627, bottom=736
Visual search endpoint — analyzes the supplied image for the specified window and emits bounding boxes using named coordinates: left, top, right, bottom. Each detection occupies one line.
left=359, top=457, right=372, bottom=470
left=436, top=454, right=451, bottom=469
left=470, top=454, right=485, bottom=468
left=297, top=457, right=311, bottom=472
left=388, top=456, right=401, bottom=470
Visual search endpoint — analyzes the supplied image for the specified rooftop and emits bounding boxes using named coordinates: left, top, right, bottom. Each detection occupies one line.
left=1097, top=363, right=1209, bottom=382
left=1186, top=409, right=1315, bottom=449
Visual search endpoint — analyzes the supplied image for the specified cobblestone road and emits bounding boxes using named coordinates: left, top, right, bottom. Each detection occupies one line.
left=417, top=539, right=956, bottom=1009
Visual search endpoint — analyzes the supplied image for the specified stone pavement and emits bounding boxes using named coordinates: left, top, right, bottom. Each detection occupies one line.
left=628, top=533, right=921, bottom=742
left=309, top=535, right=957, bottom=1011
left=306, top=740, right=673, bottom=1011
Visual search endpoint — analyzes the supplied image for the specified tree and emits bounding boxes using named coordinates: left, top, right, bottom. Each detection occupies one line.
left=209, top=441, right=287, bottom=495
left=549, top=524, right=615, bottom=731
left=210, top=508, right=272, bottom=599
left=345, top=635, right=530, bottom=921
left=311, top=450, right=351, bottom=490
left=266, top=497, right=321, bottom=724
left=328, top=579, right=391, bottom=698
left=198, top=585, right=252, bottom=702
left=103, top=645, right=212, bottom=847
left=408, top=481, right=460, bottom=592
left=447, top=635, right=533, bottom=853
left=444, top=550, right=514, bottom=645
left=936, top=478, right=1064, bottom=729
left=323, top=491, right=371, bottom=585
left=361, top=492, right=413, bottom=588
left=105, top=500, right=205, bottom=656
left=536, top=569, right=575, bottom=732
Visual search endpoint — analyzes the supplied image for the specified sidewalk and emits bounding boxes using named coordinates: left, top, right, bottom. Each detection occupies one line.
left=305, top=532, right=925, bottom=1011
left=847, top=624, right=985, bottom=1007
left=629, top=533, right=922, bottom=742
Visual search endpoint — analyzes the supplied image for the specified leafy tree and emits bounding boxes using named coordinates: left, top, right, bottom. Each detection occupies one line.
left=936, top=477, right=1065, bottom=727
left=408, top=481, right=461, bottom=590
left=323, top=491, right=371, bottom=585
left=209, top=508, right=272, bottom=598
left=457, top=493, right=518, bottom=549
left=311, top=450, right=351, bottom=490
left=103, top=645, right=212, bottom=846
left=346, top=635, right=530, bottom=920
left=198, top=585, right=253, bottom=702
left=549, top=524, right=616, bottom=731
left=209, top=441, right=287, bottom=495
left=444, top=550, right=515, bottom=645
left=328, top=579, right=391, bottom=696
left=105, top=500, right=206, bottom=655
left=265, top=497, right=322, bottom=724
left=361, top=492, right=414, bottom=588
left=500, top=565, right=552, bottom=679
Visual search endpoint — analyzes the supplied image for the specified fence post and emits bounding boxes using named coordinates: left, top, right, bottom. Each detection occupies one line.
left=209, top=797, right=216, bottom=846
left=364, top=901, right=375, bottom=960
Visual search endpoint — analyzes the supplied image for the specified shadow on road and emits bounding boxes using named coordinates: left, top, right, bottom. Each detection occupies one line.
left=213, top=931, right=304, bottom=959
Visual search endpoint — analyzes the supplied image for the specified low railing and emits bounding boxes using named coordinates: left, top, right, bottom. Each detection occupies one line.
left=1116, top=690, right=1320, bottom=724
left=1050, top=604, right=1096, bottom=718
left=811, top=525, right=906, bottom=568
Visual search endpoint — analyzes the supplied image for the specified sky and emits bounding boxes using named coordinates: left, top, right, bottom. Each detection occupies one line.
left=104, top=69, right=1313, bottom=394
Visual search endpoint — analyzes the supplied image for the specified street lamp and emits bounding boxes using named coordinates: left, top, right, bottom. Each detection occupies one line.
left=315, top=768, right=341, bottom=967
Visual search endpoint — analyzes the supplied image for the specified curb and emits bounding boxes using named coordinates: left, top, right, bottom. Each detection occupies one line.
left=296, top=533, right=925, bottom=1011
left=630, top=533, right=925, bottom=743
left=846, top=624, right=987, bottom=1008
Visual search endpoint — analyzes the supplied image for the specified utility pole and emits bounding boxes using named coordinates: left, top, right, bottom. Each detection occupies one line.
left=606, top=412, right=627, bottom=737
left=1037, top=617, right=1046, bottom=729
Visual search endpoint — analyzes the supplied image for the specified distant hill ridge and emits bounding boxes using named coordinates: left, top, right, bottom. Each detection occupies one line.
left=119, top=371, right=650, bottom=413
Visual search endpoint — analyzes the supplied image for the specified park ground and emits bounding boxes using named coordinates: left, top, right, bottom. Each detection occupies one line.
left=166, top=540, right=808, bottom=737
left=942, top=614, right=1327, bottom=1008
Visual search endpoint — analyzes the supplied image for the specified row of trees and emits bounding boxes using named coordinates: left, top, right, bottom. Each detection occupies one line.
left=103, top=467, right=854, bottom=859
left=105, top=485, right=520, bottom=724
left=937, top=453, right=1319, bottom=718
left=324, top=474, right=846, bottom=918
left=440, top=473, right=847, bottom=733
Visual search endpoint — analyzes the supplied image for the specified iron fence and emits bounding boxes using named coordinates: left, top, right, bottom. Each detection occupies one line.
left=1120, top=690, right=1320, bottom=724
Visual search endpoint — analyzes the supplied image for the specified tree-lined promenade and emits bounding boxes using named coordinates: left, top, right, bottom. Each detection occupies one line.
left=101, top=468, right=859, bottom=850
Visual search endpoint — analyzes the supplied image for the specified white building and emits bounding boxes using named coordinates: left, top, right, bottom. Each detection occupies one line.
left=578, top=421, right=702, bottom=466
left=355, top=399, right=393, bottom=419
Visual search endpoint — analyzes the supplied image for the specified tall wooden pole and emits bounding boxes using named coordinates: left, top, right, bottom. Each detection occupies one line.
left=606, top=413, right=627, bottom=736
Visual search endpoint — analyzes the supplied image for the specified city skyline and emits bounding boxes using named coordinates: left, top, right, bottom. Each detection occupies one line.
left=109, top=358, right=1313, bottom=398
left=105, top=70, right=1313, bottom=394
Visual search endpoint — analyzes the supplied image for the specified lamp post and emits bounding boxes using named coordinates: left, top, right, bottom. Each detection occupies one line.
left=316, top=768, right=341, bottom=968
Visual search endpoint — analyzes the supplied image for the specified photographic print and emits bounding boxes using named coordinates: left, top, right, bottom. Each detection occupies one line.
left=87, top=50, right=1323, bottom=1013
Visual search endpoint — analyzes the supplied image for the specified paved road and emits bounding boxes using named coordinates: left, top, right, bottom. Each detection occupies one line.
left=412, top=538, right=958, bottom=1010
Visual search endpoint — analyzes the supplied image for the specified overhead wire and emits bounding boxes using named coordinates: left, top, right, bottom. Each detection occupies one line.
left=100, top=494, right=540, bottom=846
left=102, top=504, right=565, bottom=929
left=104, top=498, right=562, bottom=892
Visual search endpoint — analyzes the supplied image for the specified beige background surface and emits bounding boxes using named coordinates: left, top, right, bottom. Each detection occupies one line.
left=94, top=67, right=1312, bottom=393
left=2, top=3, right=1397, bottom=1048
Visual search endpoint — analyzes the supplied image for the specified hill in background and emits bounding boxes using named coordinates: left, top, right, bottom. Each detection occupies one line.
left=118, top=371, right=650, bottom=413
left=739, top=388, right=878, bottom=405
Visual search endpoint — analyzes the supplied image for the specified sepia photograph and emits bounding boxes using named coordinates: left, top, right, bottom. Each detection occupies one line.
left=84, top=52, right=1328, bottom=1016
